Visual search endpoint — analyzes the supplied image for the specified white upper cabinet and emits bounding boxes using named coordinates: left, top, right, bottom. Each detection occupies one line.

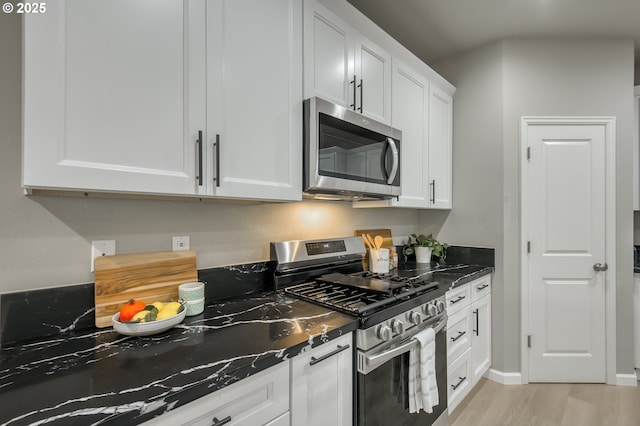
left=389, top=60, right=431, bottom=208
left=23, top=0, right=206, bottom=196
left=303, top=0, right=391, bottom=125
left=428, top=85, right=453, bottom=209
left=207, top=0, right=303, bottom=201
left=23, top=0, right=302, bottom=202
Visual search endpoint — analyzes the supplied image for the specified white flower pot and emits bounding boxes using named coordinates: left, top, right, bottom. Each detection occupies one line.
left=415, top=246, right=432, bottom=264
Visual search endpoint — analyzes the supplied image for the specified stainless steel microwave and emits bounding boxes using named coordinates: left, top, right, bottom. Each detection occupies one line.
left=303, top=97, right=401, bottom=200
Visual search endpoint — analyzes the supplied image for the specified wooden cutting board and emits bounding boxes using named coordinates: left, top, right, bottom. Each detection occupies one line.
left=94, top=250, right=197, bottom=328
left=354, top=229, right=394, bottom=269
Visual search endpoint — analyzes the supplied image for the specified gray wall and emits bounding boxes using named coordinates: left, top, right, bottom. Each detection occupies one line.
left=435, top=38, right=636, bottom=375
left=0, top=13, right=424, bottom=294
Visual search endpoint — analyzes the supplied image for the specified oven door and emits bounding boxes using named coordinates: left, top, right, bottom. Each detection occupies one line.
left=356, top=316, right=448, bottom=426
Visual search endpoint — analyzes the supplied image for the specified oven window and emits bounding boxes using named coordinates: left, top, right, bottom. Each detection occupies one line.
left=357, top=329, right=447, bottom=426
left=318, top=113, right=399, bottom=185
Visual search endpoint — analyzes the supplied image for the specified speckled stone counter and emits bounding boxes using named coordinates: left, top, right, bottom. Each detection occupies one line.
left=0, top=293, right=357, bottom=425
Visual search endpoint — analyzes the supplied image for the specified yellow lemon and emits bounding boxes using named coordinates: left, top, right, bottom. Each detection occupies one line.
left=151, top=301, right=165, bottom=311
left=131, top=310, right=149, bottom=322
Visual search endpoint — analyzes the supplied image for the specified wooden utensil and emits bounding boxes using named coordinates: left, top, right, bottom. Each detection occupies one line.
left=374, top=235, right=383, bottom=250
left=94, top=250, right=198, bottom=328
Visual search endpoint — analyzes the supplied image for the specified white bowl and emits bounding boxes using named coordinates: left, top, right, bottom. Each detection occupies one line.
left=179, top=281, right=205, bottom=302
left=112, top=307, right=187, bottom=336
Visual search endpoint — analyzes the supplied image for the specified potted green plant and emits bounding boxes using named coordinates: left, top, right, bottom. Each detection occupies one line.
left=402, top=234, right=448, bottom=264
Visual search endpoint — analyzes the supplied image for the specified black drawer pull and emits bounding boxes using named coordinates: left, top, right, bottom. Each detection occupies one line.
left=475, top=284, right=489, bottom=292
left=451, top=376, right=467, bottom=390
left=211, top=415, right=231, bottom=426
left=310, top=344, right=350, bottom=366
left=450, top=295, right=466, bottom=305
left=450, top=331, right=466, bottom=342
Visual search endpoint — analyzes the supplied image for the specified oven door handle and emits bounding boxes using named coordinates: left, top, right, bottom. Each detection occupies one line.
left=357, top=315, right=446, bottom=375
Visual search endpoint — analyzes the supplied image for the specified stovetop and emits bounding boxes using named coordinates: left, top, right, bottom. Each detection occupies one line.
left=283, top=270, right=443, bottom=325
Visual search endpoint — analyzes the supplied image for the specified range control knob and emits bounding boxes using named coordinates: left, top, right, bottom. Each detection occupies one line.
left=376, top=324, right=393, bottom=342
left=435, top=300, right=446, bottom=313
left=407, top=311, right=422, bottom=325
left=390, top=319, right=405, bottom=335
left=427, top=304, right=438, bottom=317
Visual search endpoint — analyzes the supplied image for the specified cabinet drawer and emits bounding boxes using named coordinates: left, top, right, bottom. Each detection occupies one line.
left=447, top=348, right=472, bottom=414
left=446, top=283, right=471, bottom=315
left=470, top=274, right=492, bottom=302
left=144, top=361, right=289, bottom=426
left=446, top=307, right=472, bottom=363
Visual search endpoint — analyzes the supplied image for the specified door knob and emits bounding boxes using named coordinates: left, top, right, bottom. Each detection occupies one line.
left=593, top=263, right=608, bottom=272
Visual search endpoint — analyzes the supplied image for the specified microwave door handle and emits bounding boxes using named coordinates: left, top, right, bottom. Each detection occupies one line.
left=386, top=137, right=399, bottom=184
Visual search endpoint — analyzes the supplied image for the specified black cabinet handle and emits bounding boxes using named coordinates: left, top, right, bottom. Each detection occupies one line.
left=211, top=415, right=231, bottom=426
left=310, top=344, right=350, bottom=366
left=214, top=134, right=220, bottom=187
left=350, top=75, right=357, bottom=110
left=475, top=284, right=489, bottom=292
left=473, top=308, right=479, bottom=336
left=430, top=179, right=435, bottom=204
left=450, top=295, right=466, bottom=305
left=196, top=130, right=203, bottom=186
left=450, top=330, right=466, bottom=342
left=357, top=78, right=363, bottom=112
left=451, top=376, right=466, bottom=390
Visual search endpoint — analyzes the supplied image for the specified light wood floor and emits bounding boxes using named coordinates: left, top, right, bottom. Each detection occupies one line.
left=450, top=378, right=640, bottom=426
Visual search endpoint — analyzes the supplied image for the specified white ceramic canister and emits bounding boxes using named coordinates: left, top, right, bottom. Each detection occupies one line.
left=369, top=248, right=390, bottom=274
left=179, top=282, right=205, bottom=315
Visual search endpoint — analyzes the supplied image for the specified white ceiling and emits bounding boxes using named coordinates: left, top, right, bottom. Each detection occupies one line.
left=346, top=0, right=640, bottom=68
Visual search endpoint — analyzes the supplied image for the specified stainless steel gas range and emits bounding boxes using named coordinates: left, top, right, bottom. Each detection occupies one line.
left=271, top=237, right=448, bottom=426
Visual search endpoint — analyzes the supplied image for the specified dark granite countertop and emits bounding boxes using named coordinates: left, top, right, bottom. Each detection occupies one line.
left=0, top=292, right=357, bottom=425
left=394, top=261, right=494, bottom=291
left=0, top=252, right=494, bottom=426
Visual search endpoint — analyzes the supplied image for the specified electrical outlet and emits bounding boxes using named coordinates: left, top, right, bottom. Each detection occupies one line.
left=91, top=240, right=116, bottom=272
left=172, top=236, right=190, bottom=251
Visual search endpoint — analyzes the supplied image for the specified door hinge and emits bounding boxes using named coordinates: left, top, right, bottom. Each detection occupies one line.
left=527, top=241, right=531, bottom=253
left=527, top=146, right=531, bottom=161
left=527, top=335, right=532, bottom=348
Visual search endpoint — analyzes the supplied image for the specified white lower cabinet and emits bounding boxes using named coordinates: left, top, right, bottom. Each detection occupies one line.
left=446, top=275, right=492, bottom=414
left=143, top=361, right=289, bottom=426
left=290, top=333, right=353, bottom=426
left=145, top=332, right=354, bottom=425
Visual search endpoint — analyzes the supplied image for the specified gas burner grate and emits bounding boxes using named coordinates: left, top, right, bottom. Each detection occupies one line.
left=284, top=281, right=401, bottom=316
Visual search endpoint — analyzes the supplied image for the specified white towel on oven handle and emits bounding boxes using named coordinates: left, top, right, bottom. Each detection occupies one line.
left=408, top=327, right=438, bottom=414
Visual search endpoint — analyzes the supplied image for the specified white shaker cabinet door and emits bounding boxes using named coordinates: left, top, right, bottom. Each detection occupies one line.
left=303, top=0, right=353, bottom=108
left=207, top=0, right=303, bottom=201
left=23, top=0, right=206, bottom=196
left=388, top=59, right=431, bottom=208
left=427, top=85, right=453, bottom=209
left=471, top=293, right=492, bottom=385
left=290, top=333, right=353, bottom=426
left=303, top=0, right=391, bottom=125
left=354, top=35, right=392, bottom=125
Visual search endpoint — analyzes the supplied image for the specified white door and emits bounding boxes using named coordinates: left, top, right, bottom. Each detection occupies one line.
left=525, top=121, right=608, bottom=382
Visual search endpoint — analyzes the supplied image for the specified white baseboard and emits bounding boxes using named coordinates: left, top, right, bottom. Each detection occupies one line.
left=485, top=368, right=523, bottom=385
left=616, top=372, right=638, bottom=387
left=485, top=369, right=638, bottom=386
